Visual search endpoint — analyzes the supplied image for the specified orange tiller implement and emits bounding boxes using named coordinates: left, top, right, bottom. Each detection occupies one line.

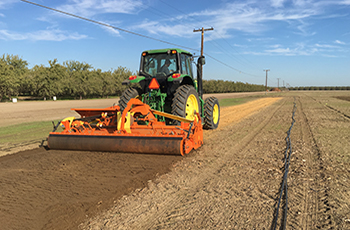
left=47, top=98, right=203, bottom=155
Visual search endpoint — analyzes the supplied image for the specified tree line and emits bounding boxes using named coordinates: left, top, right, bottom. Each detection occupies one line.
left=0, top=54, right=133, bottom=101
left=1, top=54, right=267, bottom=102
left=202, top=79, right=265, bottom=93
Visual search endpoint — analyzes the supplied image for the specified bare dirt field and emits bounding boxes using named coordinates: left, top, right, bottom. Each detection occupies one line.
left=1, top=91, right=349, bottom=230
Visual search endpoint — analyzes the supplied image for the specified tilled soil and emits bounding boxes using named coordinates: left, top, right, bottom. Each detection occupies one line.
left=83, top=93, right=350, bottom=230
left=0, top=149, right=180, bottom=230
left=1, top=92, right=349, bottom=230
left=0, top=96, right=279, bottom=230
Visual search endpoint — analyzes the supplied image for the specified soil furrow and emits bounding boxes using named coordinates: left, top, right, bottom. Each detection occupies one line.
left=83, top=98, right=286, bottom=229
left=296, top=95, right=335, bottom=229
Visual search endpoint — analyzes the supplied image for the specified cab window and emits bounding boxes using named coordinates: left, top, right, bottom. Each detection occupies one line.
left=181, top=54, right=193, bottom=77
left=142, top=53, right=177, bottom=77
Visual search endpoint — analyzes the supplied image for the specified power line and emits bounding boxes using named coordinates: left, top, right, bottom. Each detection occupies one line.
left=20, top=0, right=197, bottom=52
left=158, top=0, right=262, bottom=71
left=21, top=0, right=263, bottom=80
left=206, top=53, right=260, bottom=78
left=207, top=31, right=262, bottom=71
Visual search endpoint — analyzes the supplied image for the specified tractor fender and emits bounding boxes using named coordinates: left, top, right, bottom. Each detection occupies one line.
left=168, top=75, right=195, bottom=87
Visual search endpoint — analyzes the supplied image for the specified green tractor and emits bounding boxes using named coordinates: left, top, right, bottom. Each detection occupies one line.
left=120, top=48, right=220, bottom=129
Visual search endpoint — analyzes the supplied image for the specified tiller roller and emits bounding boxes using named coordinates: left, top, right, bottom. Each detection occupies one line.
left=47, top=98, right=203, bottom=155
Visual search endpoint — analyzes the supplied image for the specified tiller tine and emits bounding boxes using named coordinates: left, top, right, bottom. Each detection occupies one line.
left=47, top=98, right=203, bottom=155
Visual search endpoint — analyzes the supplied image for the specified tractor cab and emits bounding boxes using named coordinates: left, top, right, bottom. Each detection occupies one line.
left=123, top=48, right=196, bottom=97
left=140, top=49, right=193, bottom=79
left=141, top=51, right=178, bottom=78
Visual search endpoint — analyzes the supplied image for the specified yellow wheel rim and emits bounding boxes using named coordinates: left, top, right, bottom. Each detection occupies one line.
left=213, top=104, right=219, bottom=124
left=186, top=94, right=199, bottom=120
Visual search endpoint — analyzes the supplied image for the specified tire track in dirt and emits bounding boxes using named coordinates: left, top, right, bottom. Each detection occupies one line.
left=299, top=93, right=350, bottom=229
left=305, top=93, right=350, bottom=121
left=83, top=97, right=284, bottom=229
left=287, top=96, right=335, bottom=230
left=324, top=104, right=350, bottom=120
left=139, top=98, right=285, bottom=230
left=300, top=96, right=335, bottom=230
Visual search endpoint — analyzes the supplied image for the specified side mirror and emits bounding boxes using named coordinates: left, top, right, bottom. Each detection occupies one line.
left=198, top=56, right=206, bottom=65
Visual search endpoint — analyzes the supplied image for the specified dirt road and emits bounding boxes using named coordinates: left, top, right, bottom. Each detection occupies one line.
left=1, top=91, right=349, bottom=230
left=0, top=91, right=269, bottom=127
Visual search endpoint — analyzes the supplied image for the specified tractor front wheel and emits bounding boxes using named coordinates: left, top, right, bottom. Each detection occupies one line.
left=203, top=96, right=220, bottom=129
left=171, top=85, right=200, bottom=122
left=118, top=87, right=143, bottom=112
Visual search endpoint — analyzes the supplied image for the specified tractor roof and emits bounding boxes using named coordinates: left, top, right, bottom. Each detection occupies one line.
left=142, top=48, right=192, bottom=56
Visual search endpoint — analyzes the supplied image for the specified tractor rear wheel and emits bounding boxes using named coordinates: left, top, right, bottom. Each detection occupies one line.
left=171, top=85, right=200, bottom=122
left=203, top=96, right=220, bottom=129
left=118, top=87, right=143, bottom=112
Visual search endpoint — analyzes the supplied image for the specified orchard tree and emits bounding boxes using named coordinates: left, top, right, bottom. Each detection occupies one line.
left=0, top=54, right=28, bottom=101
left=64, top=60, right=92, bottom=99
left=112, top=66, right=133, bottom=95
left=31, top=59, right=66, bottom=99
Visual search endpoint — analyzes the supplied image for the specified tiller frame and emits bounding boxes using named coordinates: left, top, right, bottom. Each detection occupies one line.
left=47, top=98, right=203, bottom=155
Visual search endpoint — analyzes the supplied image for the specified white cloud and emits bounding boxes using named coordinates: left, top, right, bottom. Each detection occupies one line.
left=335, top=40, right=346, bottom=45
left=0, top=0, right=17, bottom=9
left=269, top=44, right=282, bottom=48
left=256, top=40, right=347, bottom=57
left=263, top=46, right=319, bottom=56
left=315, top=43, right=335, bottom=48
left=292, top=0, right=313, bottom=7
left=131, top=19, right=193, bottom=37
left=133, top=0, right=324, bottom=39
left=57, top=0, right=144, bottom=17
left=340, top=0, right=350, bottom=5
left=292, top=19, right=316, bottom=36
left=321, top=54, right=338, bottom=58
left=101, top=26, right=121, bottom=37
left=270, top=0, right=286, bottom=8
left=266, top=47, right=292, bottom=54
left=0, top=29, right=87, bottom=41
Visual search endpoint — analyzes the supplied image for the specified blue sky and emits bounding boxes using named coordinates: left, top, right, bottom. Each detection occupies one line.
left=0, top=0, right=349, bottom=87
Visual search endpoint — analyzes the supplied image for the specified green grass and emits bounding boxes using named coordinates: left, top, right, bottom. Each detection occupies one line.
left=218, top=97, right=258, bottom=107
left=0, top=120, right=59, bottom=145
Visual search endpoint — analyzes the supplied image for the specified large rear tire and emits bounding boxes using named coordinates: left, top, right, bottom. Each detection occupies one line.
left=118, top=87, right=143, bottom=112
left=203, top=96, right=220, bottom=129
left=171, top=85, right=200, bottom=122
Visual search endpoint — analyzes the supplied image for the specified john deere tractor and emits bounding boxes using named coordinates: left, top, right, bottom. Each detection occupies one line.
left=120, top=48, right=220, bottom=129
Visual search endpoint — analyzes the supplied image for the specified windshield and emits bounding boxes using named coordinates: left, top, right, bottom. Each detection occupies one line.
left=142, top=53, right=177, bottom=77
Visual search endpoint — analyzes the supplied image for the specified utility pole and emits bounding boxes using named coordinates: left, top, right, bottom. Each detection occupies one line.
left=263, top=69, right=270, bottom=94
left=283, top=80, right=285, bottom=88
left=193, top=27, right=214, bottom=57
left=277, top=78, right=280, bottom=88
left=193, top=27, right=213, bottom=99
